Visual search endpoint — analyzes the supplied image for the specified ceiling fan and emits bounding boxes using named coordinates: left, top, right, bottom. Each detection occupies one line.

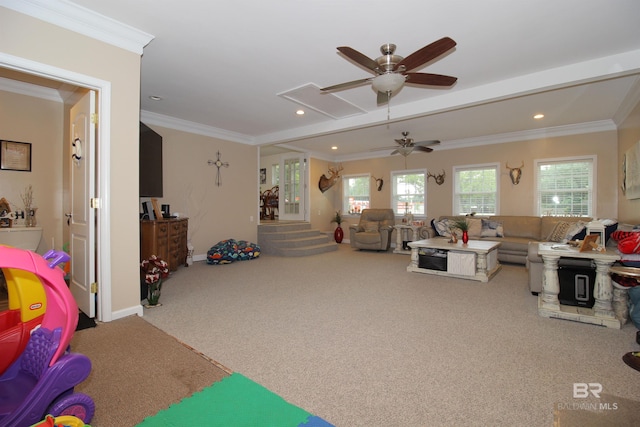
left=320, top=37, right=458, bottom=105
left=372, top=131, right=440, bottom=157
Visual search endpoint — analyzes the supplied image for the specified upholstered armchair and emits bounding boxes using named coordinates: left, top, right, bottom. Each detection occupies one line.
left=349, top=209, right=395, bottom=251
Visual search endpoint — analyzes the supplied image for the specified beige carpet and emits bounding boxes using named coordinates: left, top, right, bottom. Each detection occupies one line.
left=71, top=315, right=230, bottom=427
left=140, top=244, right=640, bottom=426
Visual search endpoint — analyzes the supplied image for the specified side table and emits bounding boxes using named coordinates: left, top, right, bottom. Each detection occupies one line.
left=537, top=243, right=621, bottom=328
left=393, top=224, right=424, bottom=254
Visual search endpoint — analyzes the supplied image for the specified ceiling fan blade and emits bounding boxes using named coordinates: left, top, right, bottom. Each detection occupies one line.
left=414, top=145, right=434, bottom=153
left=414, top=139, right=440, bottom=146
left=320, top=77, right=372, bottom=92
left=370, top=146, right=399, bottom=152
left=405, top=73, right=457, bottom=86
left=337, top=46, right=380, bottom=72
left=394, top=37, right=456, bottom=72
left=389, top=149, right=400, bottom=156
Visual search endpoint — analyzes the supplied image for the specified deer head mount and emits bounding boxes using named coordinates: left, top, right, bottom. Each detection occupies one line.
left=318, top=164, right=343, bottom=193
left=372, top=175, right=384, bottom=191
left=427, top=169, right=446, bottom=185
left=506, top=161, right=524, bottom=185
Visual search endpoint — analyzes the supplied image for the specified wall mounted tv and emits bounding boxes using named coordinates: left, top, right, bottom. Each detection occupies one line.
left=139, top=122, right=163, bottom=197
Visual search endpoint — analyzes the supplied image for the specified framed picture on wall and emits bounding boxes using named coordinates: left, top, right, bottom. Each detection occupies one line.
left=0, top=140, right=32, bottom=172
left=260, top=168, right=266, bottom=184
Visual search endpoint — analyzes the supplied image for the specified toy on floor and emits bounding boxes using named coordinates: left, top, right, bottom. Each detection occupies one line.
left=0, top=261, right=47, bottom=375
left=0, top=246, right=95, bottom=426
left=30, top=414, right=90, bottom=427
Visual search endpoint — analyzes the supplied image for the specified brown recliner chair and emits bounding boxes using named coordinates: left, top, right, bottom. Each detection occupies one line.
left=349, top=209, right=395, bottom=251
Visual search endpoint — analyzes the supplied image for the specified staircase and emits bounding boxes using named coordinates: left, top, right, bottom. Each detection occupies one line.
left=258, top=222, right=338, bottom=257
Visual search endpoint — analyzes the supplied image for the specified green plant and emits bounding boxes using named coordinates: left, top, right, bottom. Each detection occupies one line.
left=451, top=218, right=469, bottom=232
left=331, top=211, right=342, bottom=225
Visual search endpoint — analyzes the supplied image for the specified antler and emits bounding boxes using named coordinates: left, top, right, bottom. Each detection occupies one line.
left=506, top=161, right=524, bottom=170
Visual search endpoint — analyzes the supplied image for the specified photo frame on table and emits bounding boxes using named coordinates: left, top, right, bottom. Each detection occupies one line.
left=579, top=234, right=599, bottom=252
left=0, top=140, right=32, bottom=171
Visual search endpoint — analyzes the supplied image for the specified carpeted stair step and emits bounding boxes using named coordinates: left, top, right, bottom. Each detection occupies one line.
left=258, top=222, right=339, bottom=257
left=277, top=242, right=338, bottom=257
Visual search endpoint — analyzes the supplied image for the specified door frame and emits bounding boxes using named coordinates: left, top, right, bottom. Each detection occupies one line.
left=0, top=52, right=113, bottom=322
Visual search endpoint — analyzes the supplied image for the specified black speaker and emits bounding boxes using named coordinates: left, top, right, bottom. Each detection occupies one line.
left=558, top=267, right=596, bottom=308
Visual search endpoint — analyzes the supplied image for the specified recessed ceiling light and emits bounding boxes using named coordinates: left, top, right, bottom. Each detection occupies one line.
left=533, top=113, right=544, bottom=119
left=149, top=95, right=163, bottom=101
left=296, top=109, right=305, bottom=115
left=331, top=146, right=338, bottom=150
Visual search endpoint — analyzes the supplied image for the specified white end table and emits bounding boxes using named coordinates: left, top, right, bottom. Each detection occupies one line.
left=537, top=243, right=621, bottom=328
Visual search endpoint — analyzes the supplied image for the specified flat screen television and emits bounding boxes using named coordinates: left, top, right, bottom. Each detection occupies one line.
left=139, top=122, right=163, bottom=197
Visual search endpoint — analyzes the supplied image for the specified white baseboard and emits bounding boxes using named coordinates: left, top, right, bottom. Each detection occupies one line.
left=110, top=304, right=144, bottom=321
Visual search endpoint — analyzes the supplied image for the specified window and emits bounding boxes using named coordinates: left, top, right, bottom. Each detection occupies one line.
left=391, top=169, right=426, bottom=216
left=535, top=156, right=595, bottom=216
left=453, top=164, right=499, bottom=215
left=271, top=164, right=279, bottom=185
left=343, top=174, right=370, bottom=214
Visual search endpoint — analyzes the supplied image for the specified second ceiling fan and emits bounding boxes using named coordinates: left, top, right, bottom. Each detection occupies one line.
left=321, top=37, right=458, bottom=105
left=373, top=132, right=440, bottom=157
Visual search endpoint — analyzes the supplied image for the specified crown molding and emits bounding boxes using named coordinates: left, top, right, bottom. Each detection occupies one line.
left=0, top=75, right=62, bottom=102
left=0, top=0, right=154, bottom=54
left=140, top=110, right=254, bottom=145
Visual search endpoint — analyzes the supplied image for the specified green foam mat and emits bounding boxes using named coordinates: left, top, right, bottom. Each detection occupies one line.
left=136, top=373, right=312, bottom=427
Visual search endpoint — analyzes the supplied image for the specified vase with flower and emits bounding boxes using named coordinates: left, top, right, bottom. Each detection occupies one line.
left=331, top=211, right=344, bottom=243
left=451, top=218, right=470, bottom=244
left=140, top=255, right=169, bottom=307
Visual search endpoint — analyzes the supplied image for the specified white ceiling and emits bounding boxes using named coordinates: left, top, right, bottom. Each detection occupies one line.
left=8, top=1, right=640, bottom=160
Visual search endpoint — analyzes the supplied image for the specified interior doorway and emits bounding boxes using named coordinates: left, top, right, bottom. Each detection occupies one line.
left=0, top=53, right=113, bottom=321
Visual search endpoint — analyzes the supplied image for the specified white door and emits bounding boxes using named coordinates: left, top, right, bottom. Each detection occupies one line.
left=68, top=90, right=96, bottom=318
left=278, top=153, right=305, bottom=221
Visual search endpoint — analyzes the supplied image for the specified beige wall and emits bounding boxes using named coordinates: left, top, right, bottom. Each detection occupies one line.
left=617, top=101, right=640, bottom=224
left=334, top=130, right=620, bottom=222
left=148, top=125, right=258, bottom=257
left=0, top=89, right=63, bottom=252
left=1, top=7, right=142, bottom=317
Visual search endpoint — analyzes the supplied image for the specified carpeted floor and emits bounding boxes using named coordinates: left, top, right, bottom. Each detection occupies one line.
left=141, top=244, right=640, bottom=426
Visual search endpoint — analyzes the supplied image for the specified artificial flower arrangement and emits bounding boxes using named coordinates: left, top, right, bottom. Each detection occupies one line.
left=140, top=255, right=169, bottom=306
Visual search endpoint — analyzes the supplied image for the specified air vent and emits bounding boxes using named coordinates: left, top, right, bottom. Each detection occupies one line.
left=278, top=83, right=366, bottom=119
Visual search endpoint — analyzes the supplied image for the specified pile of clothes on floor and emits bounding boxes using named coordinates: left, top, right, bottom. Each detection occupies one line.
left=206, top=239, right=260, bottom=265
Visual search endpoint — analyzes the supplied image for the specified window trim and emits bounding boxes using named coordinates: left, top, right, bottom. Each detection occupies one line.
left=390, top=168, right=427, bottom=217
left=533, top=155, right=597, bottom=217
left=342, top=173, right=371, bottom=215
left=452, top=163, right=500, bottom=216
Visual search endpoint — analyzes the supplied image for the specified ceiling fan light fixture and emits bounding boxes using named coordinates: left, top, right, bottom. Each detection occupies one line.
left=371, top=73, right=405, bottom=94
left=398, top=146, right=414, bottom=157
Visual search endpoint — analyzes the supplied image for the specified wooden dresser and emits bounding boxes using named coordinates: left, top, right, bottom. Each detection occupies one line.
left=140, top=218, right=188, bottom=271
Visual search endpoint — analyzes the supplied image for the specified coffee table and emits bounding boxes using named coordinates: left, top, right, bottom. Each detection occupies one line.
left=407, top=239, right=502, bottom=282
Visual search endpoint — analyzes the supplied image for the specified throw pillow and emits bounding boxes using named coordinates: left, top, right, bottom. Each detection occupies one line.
left=480, top=219, right=504, bottom=237
left=467, top=218, right=483, bottom=238
left=433, top=219, right=452, bottom=237
left=546, top=221, right=571, bottom=243
left=565, top=221, right=586, bottom=241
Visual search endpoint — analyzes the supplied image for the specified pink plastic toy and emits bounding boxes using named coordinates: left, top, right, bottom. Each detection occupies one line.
left=0, top=246, right=94, bottom=426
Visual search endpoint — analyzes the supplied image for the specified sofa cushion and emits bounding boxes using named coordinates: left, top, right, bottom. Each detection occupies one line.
left=356, top=231, right=381, bottom=244
left=490, top=216, right=541, bottom=240
left=361, top=220, right=380, bottom=233
left=467, top=218, right=482, bottom=238
left=481, top=219, right=504, bottom=237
